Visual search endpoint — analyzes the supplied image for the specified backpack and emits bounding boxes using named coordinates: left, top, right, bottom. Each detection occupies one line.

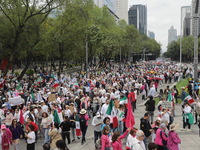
left=79, top=116, right=86, bottom=128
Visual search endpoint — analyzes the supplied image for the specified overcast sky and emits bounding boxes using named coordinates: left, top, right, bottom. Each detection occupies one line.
left=128, top=0, right=192, bottom=52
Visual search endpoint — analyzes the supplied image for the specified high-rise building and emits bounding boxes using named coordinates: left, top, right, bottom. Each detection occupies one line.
left=115, top=0, right=128, bottom=23
left=128, top=5, right=147, bottom=35
left=93, top=0, right=118, bottom=19
left=168, top=26, right=178, bottom=44
left=191, top=0, right=200, bottom=36
left=181, top=6, right=191, bottom=36
left=148, top=31, right=155, bottom=40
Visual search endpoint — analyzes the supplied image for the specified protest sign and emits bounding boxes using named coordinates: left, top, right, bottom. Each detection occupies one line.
left=162, top=101, right=172, bottom=109
left=9, top=96, right=23, bottom=106
left=49, top=94, right=56, bottom=102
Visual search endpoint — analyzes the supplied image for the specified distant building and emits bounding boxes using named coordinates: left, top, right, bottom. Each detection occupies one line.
left=115, top=0, right=128, bottom=23
left=93, top=0, right=118, bottom=20
left=191, top=0, right=200, bottom=36
left=128, top=4, right=147, bottom=35
left=168, top=26, right=178, bottom=44
left=148, top=31, right=155, bottom=40
left=181, top=6, right=191, bottom=36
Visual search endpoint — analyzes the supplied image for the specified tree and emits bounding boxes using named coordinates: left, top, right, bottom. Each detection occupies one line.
left=0, top=0, right=64, bottom=78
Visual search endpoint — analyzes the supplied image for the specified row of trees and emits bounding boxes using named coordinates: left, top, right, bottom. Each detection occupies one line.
left=163, top=36, right=200, bottom=62
left=0, top=0, right=161, bottom=80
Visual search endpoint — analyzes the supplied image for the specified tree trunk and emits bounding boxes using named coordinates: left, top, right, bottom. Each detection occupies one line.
left=3, top=27, right=22, bottom=77
left=58, top=42, right=64, bottom=75
left=17, top=53, right=31, bottom=81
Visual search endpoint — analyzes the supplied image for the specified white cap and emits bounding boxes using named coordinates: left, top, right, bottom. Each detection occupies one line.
left=2, top=104, right=6, bottom=107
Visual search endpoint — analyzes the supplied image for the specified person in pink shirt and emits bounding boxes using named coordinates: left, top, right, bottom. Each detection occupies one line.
left=155, top=123, right=168, bottom=150
left=111, top=128, right=131, bottom=150
left=101, top=126, right=111, bottom=150
left=167, top=123, right=181, bottom=150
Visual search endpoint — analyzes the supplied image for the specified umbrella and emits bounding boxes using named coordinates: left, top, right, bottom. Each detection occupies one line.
left=153, top=77, right=163, bottom=80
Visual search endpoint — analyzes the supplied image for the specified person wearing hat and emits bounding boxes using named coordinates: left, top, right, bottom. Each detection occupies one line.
left=92, top=112, right=103, bottom=145
left=79, top=109, right=89, bottom=145
left=1, top=124, right=12, bottom=150
left=167, top=123, right=181, bottom=150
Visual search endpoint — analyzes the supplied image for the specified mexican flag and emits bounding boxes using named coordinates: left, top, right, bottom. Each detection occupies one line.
left=75, top=115, right=81, bottom=136
left=53, top=110, right=61, bottom=124
left=31, top=92, right=35, bottom=101
left=106, top=99, right=114, bottom=115
left=184, top=94, right=195, bottom=104
left=119, top=96, right=128, bottom=104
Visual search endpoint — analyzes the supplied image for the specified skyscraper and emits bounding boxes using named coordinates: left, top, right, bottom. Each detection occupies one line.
left=191, top=0, right=200, bottom=36
left=168, top=26, right=178, bottom=44
left=93, top=0, right=118, bottom=19
left=115, top=0, right=128, bottom=23
left=148, top=31, right=155, bottom=40
left=181, top=6, right=191, bottom=36
left=128, top=5, right=147, bottom=35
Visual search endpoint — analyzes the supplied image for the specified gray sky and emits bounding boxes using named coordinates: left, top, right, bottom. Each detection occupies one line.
left=128, top=0, right=192, bottom=52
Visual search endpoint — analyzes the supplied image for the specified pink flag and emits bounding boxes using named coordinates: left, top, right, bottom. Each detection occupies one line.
left=125, top=98, right=135, bottom=128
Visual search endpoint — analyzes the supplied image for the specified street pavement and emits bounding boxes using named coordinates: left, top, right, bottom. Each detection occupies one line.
left=9, top=81, right=200, bottom=150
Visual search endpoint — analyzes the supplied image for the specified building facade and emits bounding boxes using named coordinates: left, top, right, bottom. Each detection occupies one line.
left=128, top=4, right=147, bottom=35
left=115, top=0, right=128, bottom=23
left=168, top=26, right=178, bottom=44
left=191, top=0, right=200, bottom=36
left=181, top=6, right=191, bottom=36
left=148, top=31, right=155, bottom=40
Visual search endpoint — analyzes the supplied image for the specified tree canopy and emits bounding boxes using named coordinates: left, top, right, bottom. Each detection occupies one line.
left=0, top=0, right=161, bottom=79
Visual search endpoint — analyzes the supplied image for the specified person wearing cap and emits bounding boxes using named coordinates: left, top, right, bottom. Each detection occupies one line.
left=92, top=112, right=103, bottom=145
left=1, top=124, right=12, bottom=150
left=167, top=123, right=181, bottom=150
left=155, top=123, right=168, bottom=150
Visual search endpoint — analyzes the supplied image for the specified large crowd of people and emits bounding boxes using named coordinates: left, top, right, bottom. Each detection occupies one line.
left=0, top=61, right=199, bottom=150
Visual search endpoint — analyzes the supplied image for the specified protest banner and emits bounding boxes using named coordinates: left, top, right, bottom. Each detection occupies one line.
left=9, top=96, right=23, bottom=106
left=162, top=101, right=172, bottom=109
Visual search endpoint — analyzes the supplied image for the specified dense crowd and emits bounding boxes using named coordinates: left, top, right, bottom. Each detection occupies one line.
left=0, top=61, right=199, bottom=150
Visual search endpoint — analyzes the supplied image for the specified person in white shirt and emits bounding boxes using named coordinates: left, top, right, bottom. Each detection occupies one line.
left=148, top=85, right=157, bottom=97
left=40, top=101, right=48, bottom=113
left=182, top=102, right=192, bottom=131
left=63, top=105, right=71, bottom=117
left=25, top=124, right=36, bottom=150
left=130, top=130, right=146, bottom=150
left=101, top=99, right=109, bottom=118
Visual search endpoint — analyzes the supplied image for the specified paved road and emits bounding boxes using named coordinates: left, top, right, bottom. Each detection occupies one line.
left=8, top=81, right=200, bottom=150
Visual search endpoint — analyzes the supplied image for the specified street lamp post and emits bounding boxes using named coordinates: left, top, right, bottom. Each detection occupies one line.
left=180, top=8, right=182, bottom=68
left=194, top=16, right=198, bottom=80
left=194, top=0, right=199, bottom=80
